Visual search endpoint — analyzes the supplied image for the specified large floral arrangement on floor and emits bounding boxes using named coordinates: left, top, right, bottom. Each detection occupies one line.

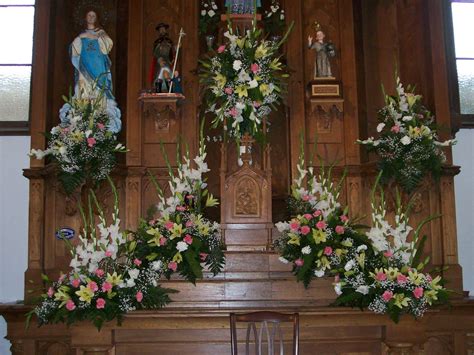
left=274, top=148, right=367, bottom=287
left=133, top=136, right=225, bottom=284
left=333, top=178, right=449, bottom=322
left=28, top=180, right=175, bottom=330
left=358, top=77, right=456, bottom=193
left=200, top=23, right=292, bottom=140
left=29, top=93, right=127, bottom=195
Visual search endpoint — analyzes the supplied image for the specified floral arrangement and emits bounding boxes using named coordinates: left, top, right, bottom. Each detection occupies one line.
left=358, top=77, right=456, bottom=193
left=29, top=93, right=127, bottom=195
left=200, top=23, right=292, bottom=140
left=133, top=135, right=225, bottom=284
left=263, top=0, right=286, bottom=35
left=28, top=180, right=175, bottom=330
left=199, top=0, right=220, bottom=35
left=333, top=177, right=449, bottom=322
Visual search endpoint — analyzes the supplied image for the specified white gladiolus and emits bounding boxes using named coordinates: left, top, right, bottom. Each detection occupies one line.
left=334, top=283, right=342, bottom=295
left=376, top=123, right=385, bottom=132
left=248, top=79, right=258, bottom=89
left=208, top=9, right=215, bottom=17
left=356, top=285, right=369, bottom=295
left=344, top=260, right=355, bottom=271
left=201, top=10, right=206, bottom=16
left=233, top=60, right=242, bottom=71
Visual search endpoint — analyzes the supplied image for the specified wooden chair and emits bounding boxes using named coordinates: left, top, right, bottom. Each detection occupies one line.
left=230, top=311, right=299, bottom=355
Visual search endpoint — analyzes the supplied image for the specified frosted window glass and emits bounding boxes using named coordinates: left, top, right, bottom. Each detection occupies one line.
left=457, top=60, right=474, bottom=115
left=0, top=1, right=34, bottom=4
left=0, top=66, right=31, bottom=121
left=452, top=3, right=474, bottom=58
left=0, top=6, right=34, bottom=64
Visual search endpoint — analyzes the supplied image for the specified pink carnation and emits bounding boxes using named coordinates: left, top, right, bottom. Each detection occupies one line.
left=47, top=287, right=54, bottom=298
left=397, top=274, right=408, bottom=284
left=97, top=123, right=105, bottom=130
left=225, top=87, right=233, bottom=95
left=185, top=220, right=194, bottom=228
left=165, top=221, right=174, bottom=230
left=95, top=269, right=105, bottom=277
left=66, top=300, right=76, bottom=311
left=323, top=246, right=333, bottom=256
left=102, top=282, right=112, bottom=292
left=335, top=225, right=345, bottom=234
left=382, top=290, right=394, bottom=302
left=229, top=107, right=238, bottom=117
left=184, top=234, right=193, bottom=245
left=376, top=272, right=387, bottom=282
left=87, top=137, right=96, bottom=148
left=200, top=252, right=208, bottom=261
left=391, top=125, right=400, bottom=133
left=134, top=258, right=142, bottom=266
left=340, top=215, right=349, bottom=223
left=159, top=237, right=167, bottom=246
left=302, top=195, right=311, bottom=202
left=413, top=287, right=424, bottom=299
left=217, top=45, right=226, bottom=53
left=96, top=298, right=106, bottom=309
left=316, top=221, right=327, bottom=230
left=289, top=221, right=300, bottom=231
left=176, top=205, right=186, bottom=212
left=136, top=291, right=143, bottom=303
left=303, top=214, right=313, bottom=221
left=87, top=281, right=98, bottom=292
left=300, top=225, right=311, bottom=235
left=250, top=63, right=260, bottom=73
left=383, top=251, right=393, bottom=258
left=313, top=210, right=322, bottom=217
left=71, top=279, right=81, bottom=288
left=295, top=258, right=304, bottom=267
left=105, top=250, right=113, bottom=257
left=168, top=261, right=178, bottom=272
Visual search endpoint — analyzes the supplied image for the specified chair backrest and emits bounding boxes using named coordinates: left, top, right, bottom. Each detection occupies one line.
left=230, top=311, right=299, bottom=355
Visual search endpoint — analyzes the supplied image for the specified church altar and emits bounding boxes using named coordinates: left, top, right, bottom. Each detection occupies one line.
left=1, top=0, right=474, bottom=354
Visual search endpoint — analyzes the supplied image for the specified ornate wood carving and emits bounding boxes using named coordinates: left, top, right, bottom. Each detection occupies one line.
left=234, top=177, right=260, bottom=217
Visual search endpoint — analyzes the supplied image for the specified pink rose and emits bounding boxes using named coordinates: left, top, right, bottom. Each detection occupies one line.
left=391, top=125, right=400, bottom=133
left=159, top=237, right=167, bottom=246
left=184, top=234, right=193, bottom=244
left=97, top=123, right=105, bottom=130
left=340, top=215, right=349, bottom=223
left=335, top=225, right=345, bottom=235
left=185, top=220, right=194, bottom=228
left=102, top=282, right=112, bottom=292
left=176, top=205, right=186, bottom=212
left=87, top=281, right=98, bottom=292
left=295, top=258, right=304, bottom=267
left=168, top=261, right=178, bottom=272
left=95, top=269, right=105, bottom=277
left=87, top=137, right=96, bottom=147
left=323, top=246, right=333, bottom=256
left=136, top=291, right=143, bottom=303
left=376, top=272, right=387, bottom=282
left=47, top=287, right=54, bottom=298
left=217, top=45, right=226, bottom=53
left=71, top=279, right=81, bottom=288
left=316, top=221, right=327, bottom=230
left=105, top=250, right=113, bottom=257
left=229, top=107, right=238, bottom=117
left=303, top=214, right=313, bottom=221
left=313, top=210, right=322, bottom=217
left=165, top=221, right=174, bottom=230
left=224, top=87, right=233, bottom=95
left=289, top=221, right=300, bottom=231
left=250, top=63, right=260, bottom=73
left=200, top=252, right=208, bottom=261
left=413, top=287, right=424, bottom=299
left=66, top=300, right=76, bottom=311
left=382, top=290, right=394, bottom=302
left=300, top=225, right=311, bottom=235
left=302, top=195, right=311, bottom=202
left=96, top=298, right=106, bottom=309
left=134, top=259, right=142, bottom=266
left=383, top=251, right=393, bottom=258
left=397, top=274, right=408, bottom=284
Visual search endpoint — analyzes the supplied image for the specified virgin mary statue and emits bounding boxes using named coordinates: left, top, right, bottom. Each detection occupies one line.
left=61, top=10, right=121, bottom=133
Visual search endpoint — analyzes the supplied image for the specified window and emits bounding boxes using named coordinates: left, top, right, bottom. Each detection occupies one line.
left=0, top=0, right=35, bottom=135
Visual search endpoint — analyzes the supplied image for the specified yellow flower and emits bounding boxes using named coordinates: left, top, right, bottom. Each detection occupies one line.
left=172, top=252, right=183, bottom=263
left=197, top=223, right=210, bottom=236
left=215, top=73, right=227, bottom=89
left=255, top=43, right=268, bottom=59
left=356, top=253, right=365, bottom=269
left=54, top=286, right=71, bottom=306
left=235, top=85, right=248, bottom=98
left=288, top=233, right=300, bottom=246
left=335, top=248, right=344, bottom=257
left=259, top=83, right=271, bottom=96
left=269, top=58, right=282, bottom=71
left=341, top=239, right=353, bottom=248
left=312, top=229, right=327, bottom=244
left=430, top=275, right=443, bottom=290
left=170, top=224, right=183, bottom=239
left=71, top=131, right=84, bottom=142
left=408, top=126, right=422, bottom=138
left=386, top=267, right=399, bottom=280
left=236, top=37, right=246, bottom=49
left=424, top=290, right=438, bottom=305
left=406, top=93, right=421, bottom=108
left=106, top=272, right=122, bottom=286
left=408, top=269, right=423, bottom=286
left=393, top=293, right=410, bottom=309
left=75, top=285, right=94, bottom=303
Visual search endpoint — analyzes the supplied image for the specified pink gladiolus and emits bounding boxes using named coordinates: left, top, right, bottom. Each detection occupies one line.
left=316, top=221, right=327, bottom=230
left=250, top=63, right=260, bottom=73
left=184, top=234, right=193, bottom=245
left=300, top=225, right=311, bottom=235
left=159, top=237, right=167, bottom=246
left=71, top=279, right=81, bottom=288
left=95, top=269, right=105, bottom=277
left=340, top=215, right=349, bottom=223
left=289, top=221, right=300, bottom=231
left=176, top=205, right=186, bottom=212
left=200, top=252, right=208, bottom=261
left=391, top=125, right=400, bottom=133
left=136, top=291, right=143, bottom=303
left=168, top=261, right=178, bottom=272
left=295, top=258, right=304, bottom=267
left=96, top=298, right=106, bottom=309
left=87, top=137, right=96, bottom=147
left=185, top=220, right=194, bottom=228
left=105, top=250, right=113, bottom=257
left=397, top=274, right=408, bottom=284
left=382, top=290, right=394, bottom=302
left=324, top=246, right=333, bottom=256
left=165, top=221, right=174, bottom=230
left=102, top=282, right=112, bottom=292
left=303, top=213, right=313, bottom=220
left=413, top=287, right=424, bottom=299
left=66, top=300, right=76, bottom=311
left=88, top=281, right=98, bottom=292
left=225, top=87, right=233, bottom=95
left=47, top=287, right=54, bottom=298
left=383, top=251, right=393, bottom=258
left=97, top=123, right=105, bottom=130
left=217, top=45, right=226, bottom=53
left=335, top=225, right=345, bottom=234
left=376, top=272, right=387, bottom=282
left=313, top=210, right=322, bottom=217
left=229, top=107, right=238, bottom=117
left=134, top=259, right=142, bottom=266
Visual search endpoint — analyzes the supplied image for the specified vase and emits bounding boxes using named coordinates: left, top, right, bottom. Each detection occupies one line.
left=205, top=35, right=215, bottom=50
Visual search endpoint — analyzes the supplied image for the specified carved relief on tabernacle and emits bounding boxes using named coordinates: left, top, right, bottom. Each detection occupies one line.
left=234, top=176, right=260, bottom=217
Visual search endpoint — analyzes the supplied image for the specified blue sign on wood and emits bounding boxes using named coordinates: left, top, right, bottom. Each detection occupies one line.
left=55, top=227, right=75, bottom=240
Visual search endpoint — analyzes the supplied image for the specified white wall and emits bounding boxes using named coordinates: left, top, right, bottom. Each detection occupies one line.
left=0, top=136, right=30, bottom=355
left=453, top=129, right=474, bottom=293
